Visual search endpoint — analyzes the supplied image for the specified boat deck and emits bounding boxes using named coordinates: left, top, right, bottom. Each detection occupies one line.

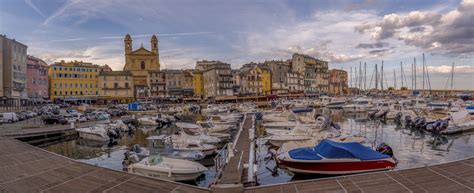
left=217, top=114, right=253, bottom=184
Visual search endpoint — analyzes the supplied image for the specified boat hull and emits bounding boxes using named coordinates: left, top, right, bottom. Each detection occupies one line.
left=278, top=159, right=396, bottom=175
left=129, top=166, right=204, bottom=181
left=77, top=132, right=109, bottom=142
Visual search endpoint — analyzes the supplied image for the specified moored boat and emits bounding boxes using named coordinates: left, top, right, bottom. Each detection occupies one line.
left=277, top=139, right=397, bottom=175
left=127, top=155, right=207, bottom=181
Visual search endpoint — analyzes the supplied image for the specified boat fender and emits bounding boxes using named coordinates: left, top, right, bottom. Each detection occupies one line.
left=168, top=165, right=173, bottom=177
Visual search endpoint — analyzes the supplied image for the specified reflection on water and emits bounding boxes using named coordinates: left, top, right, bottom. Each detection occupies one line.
left=44, top=113, right=217, bottom=187
left=44, top=109, right=474, bottom=187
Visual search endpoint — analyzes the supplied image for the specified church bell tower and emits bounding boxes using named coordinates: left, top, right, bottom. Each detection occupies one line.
left=150, top=34, right=160, bottom=70
left=124, top=34, right=133, bottom=69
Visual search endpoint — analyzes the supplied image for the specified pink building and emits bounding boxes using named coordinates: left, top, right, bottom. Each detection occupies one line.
left=26, top=56, right=49, bottom=100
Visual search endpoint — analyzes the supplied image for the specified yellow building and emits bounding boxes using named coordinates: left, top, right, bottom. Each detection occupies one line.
left=260, top=67, right=272, bottom=96
left=190, top=70, right=204, bottom=98
left=48, top=60, right=103, bottom=103
left=97, top=71, right=134, bottom=104
left=239, top=64, right=272, bottom=96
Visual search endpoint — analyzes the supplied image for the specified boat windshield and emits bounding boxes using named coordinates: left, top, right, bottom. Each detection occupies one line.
left=148, top=155, right=163, bottom=166
left=355, top=101, right=369, bottom=105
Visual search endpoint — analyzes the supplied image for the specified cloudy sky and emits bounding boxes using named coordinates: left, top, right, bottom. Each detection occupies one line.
left=1, top=0, right=473, bottom=89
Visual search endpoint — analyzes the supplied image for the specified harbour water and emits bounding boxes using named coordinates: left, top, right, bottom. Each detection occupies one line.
left=44, top=108, right=474, bottom=187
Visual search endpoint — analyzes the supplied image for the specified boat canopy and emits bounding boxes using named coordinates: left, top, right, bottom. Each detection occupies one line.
left=288, top=139, right=390, bottom=161
left=175, top=122, right=200, bottom=129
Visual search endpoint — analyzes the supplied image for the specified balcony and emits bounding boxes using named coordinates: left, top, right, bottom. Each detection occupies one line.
left=102, top=87, right=131, bottom=90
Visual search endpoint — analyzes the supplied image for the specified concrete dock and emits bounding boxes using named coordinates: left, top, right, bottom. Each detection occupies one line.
left=217, top=115, right=253, bottom=185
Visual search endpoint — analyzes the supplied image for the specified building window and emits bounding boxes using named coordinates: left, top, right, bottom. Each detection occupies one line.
left=141, top=61, right=145, bottom=69
left=125, top=83, right=129, bottom=88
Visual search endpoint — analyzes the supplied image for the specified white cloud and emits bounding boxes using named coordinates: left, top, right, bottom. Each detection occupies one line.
left=355, top=0, right=474, bottom=56
left=427, top=65, right=474, bottom=74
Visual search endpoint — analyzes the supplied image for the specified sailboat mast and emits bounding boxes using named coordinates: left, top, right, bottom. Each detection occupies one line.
left=364, top=62, right=367, bottom=92
left=394, top=69, right=397, bottom=89
left=414, top=57, right=417, bottom=91
left=400, top=61, right=404, bottom=88
left=350, top=66, right=353, bottom=88
left=359, top=62, right=362, bottom=90
left=375, top=63, right=378, bottom=92
left=355, top=66, right=358, bottom=91
left=451, top=62, right=454, bottom=96
left=381, top=60, right=384, bottom=93
left=422, top=53, right=425, bottom=96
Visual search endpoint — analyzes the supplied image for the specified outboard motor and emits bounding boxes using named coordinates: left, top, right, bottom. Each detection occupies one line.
left=132, top=144, right=142, bottom=153
left=122, top=151, right=140, bottom=170
left=394, top=112, right=403, bottom=125
left=405, top=115, right=413, bottom=128
left=415, top=117, right=427, bottom=130
left=368, top=110, right=377, bottom=118
left=255, top=112, right=263, bottom=121
left=376, top=142, right=394, bottom=157
left=331, top=122, right=341, bottom=130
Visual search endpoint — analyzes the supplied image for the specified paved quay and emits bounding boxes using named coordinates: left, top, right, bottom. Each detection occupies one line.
left=0, top=136, right=210, bottom=193
left=245, top=157, right=474, bottom=193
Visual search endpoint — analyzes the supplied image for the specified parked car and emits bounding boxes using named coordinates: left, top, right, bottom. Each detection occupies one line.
left=42, top=115, right=68, bottom=125
left=16, top=112, right=27, bottom=121
left=94, top=111, right=110, bottom=120
left=65, top=113, right=87, bottom=123
left=0, top=112, right=19, bottom=123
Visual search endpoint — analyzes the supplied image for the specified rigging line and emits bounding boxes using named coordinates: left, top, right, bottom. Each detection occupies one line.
left=384, top=71, right=389, bottom=89
left=368, top=66, right=376, bottom=89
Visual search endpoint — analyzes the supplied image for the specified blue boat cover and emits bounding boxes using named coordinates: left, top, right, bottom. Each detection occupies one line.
left=288, top=139, right=390, bottom=161
left=292, top=108, right=313, bottom=113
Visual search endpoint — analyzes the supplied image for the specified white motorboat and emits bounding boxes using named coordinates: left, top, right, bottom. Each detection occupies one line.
left=263, top=124, right=312, bottom=147
left=410, top=97, right=428, bottom=110
left=172, top=130, right=221, bottom=144
left=263, top=110, right=296, bottom=122
left=109, top=120, right=129, bottom=132
left=196, top=121, right=232, bottom=133
left=342, top=98, right=373, bottom=112
left=128, top=155, right=207, bottom=181
left=262, top=121, right=298, bottom=130
left=172, top=138, right=217, bottom=156
left=441, top=108, right=474, bottom=134
left=326, top=98, right=347, bottom=108
left=138, top=116, right=158, bottom=126
left=428, top=100, right=450, bottom=111
left=76, top=124, right=109, bottom=142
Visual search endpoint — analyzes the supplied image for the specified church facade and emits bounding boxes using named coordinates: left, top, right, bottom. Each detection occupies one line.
left=97, top=34, right=161, bottom=103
